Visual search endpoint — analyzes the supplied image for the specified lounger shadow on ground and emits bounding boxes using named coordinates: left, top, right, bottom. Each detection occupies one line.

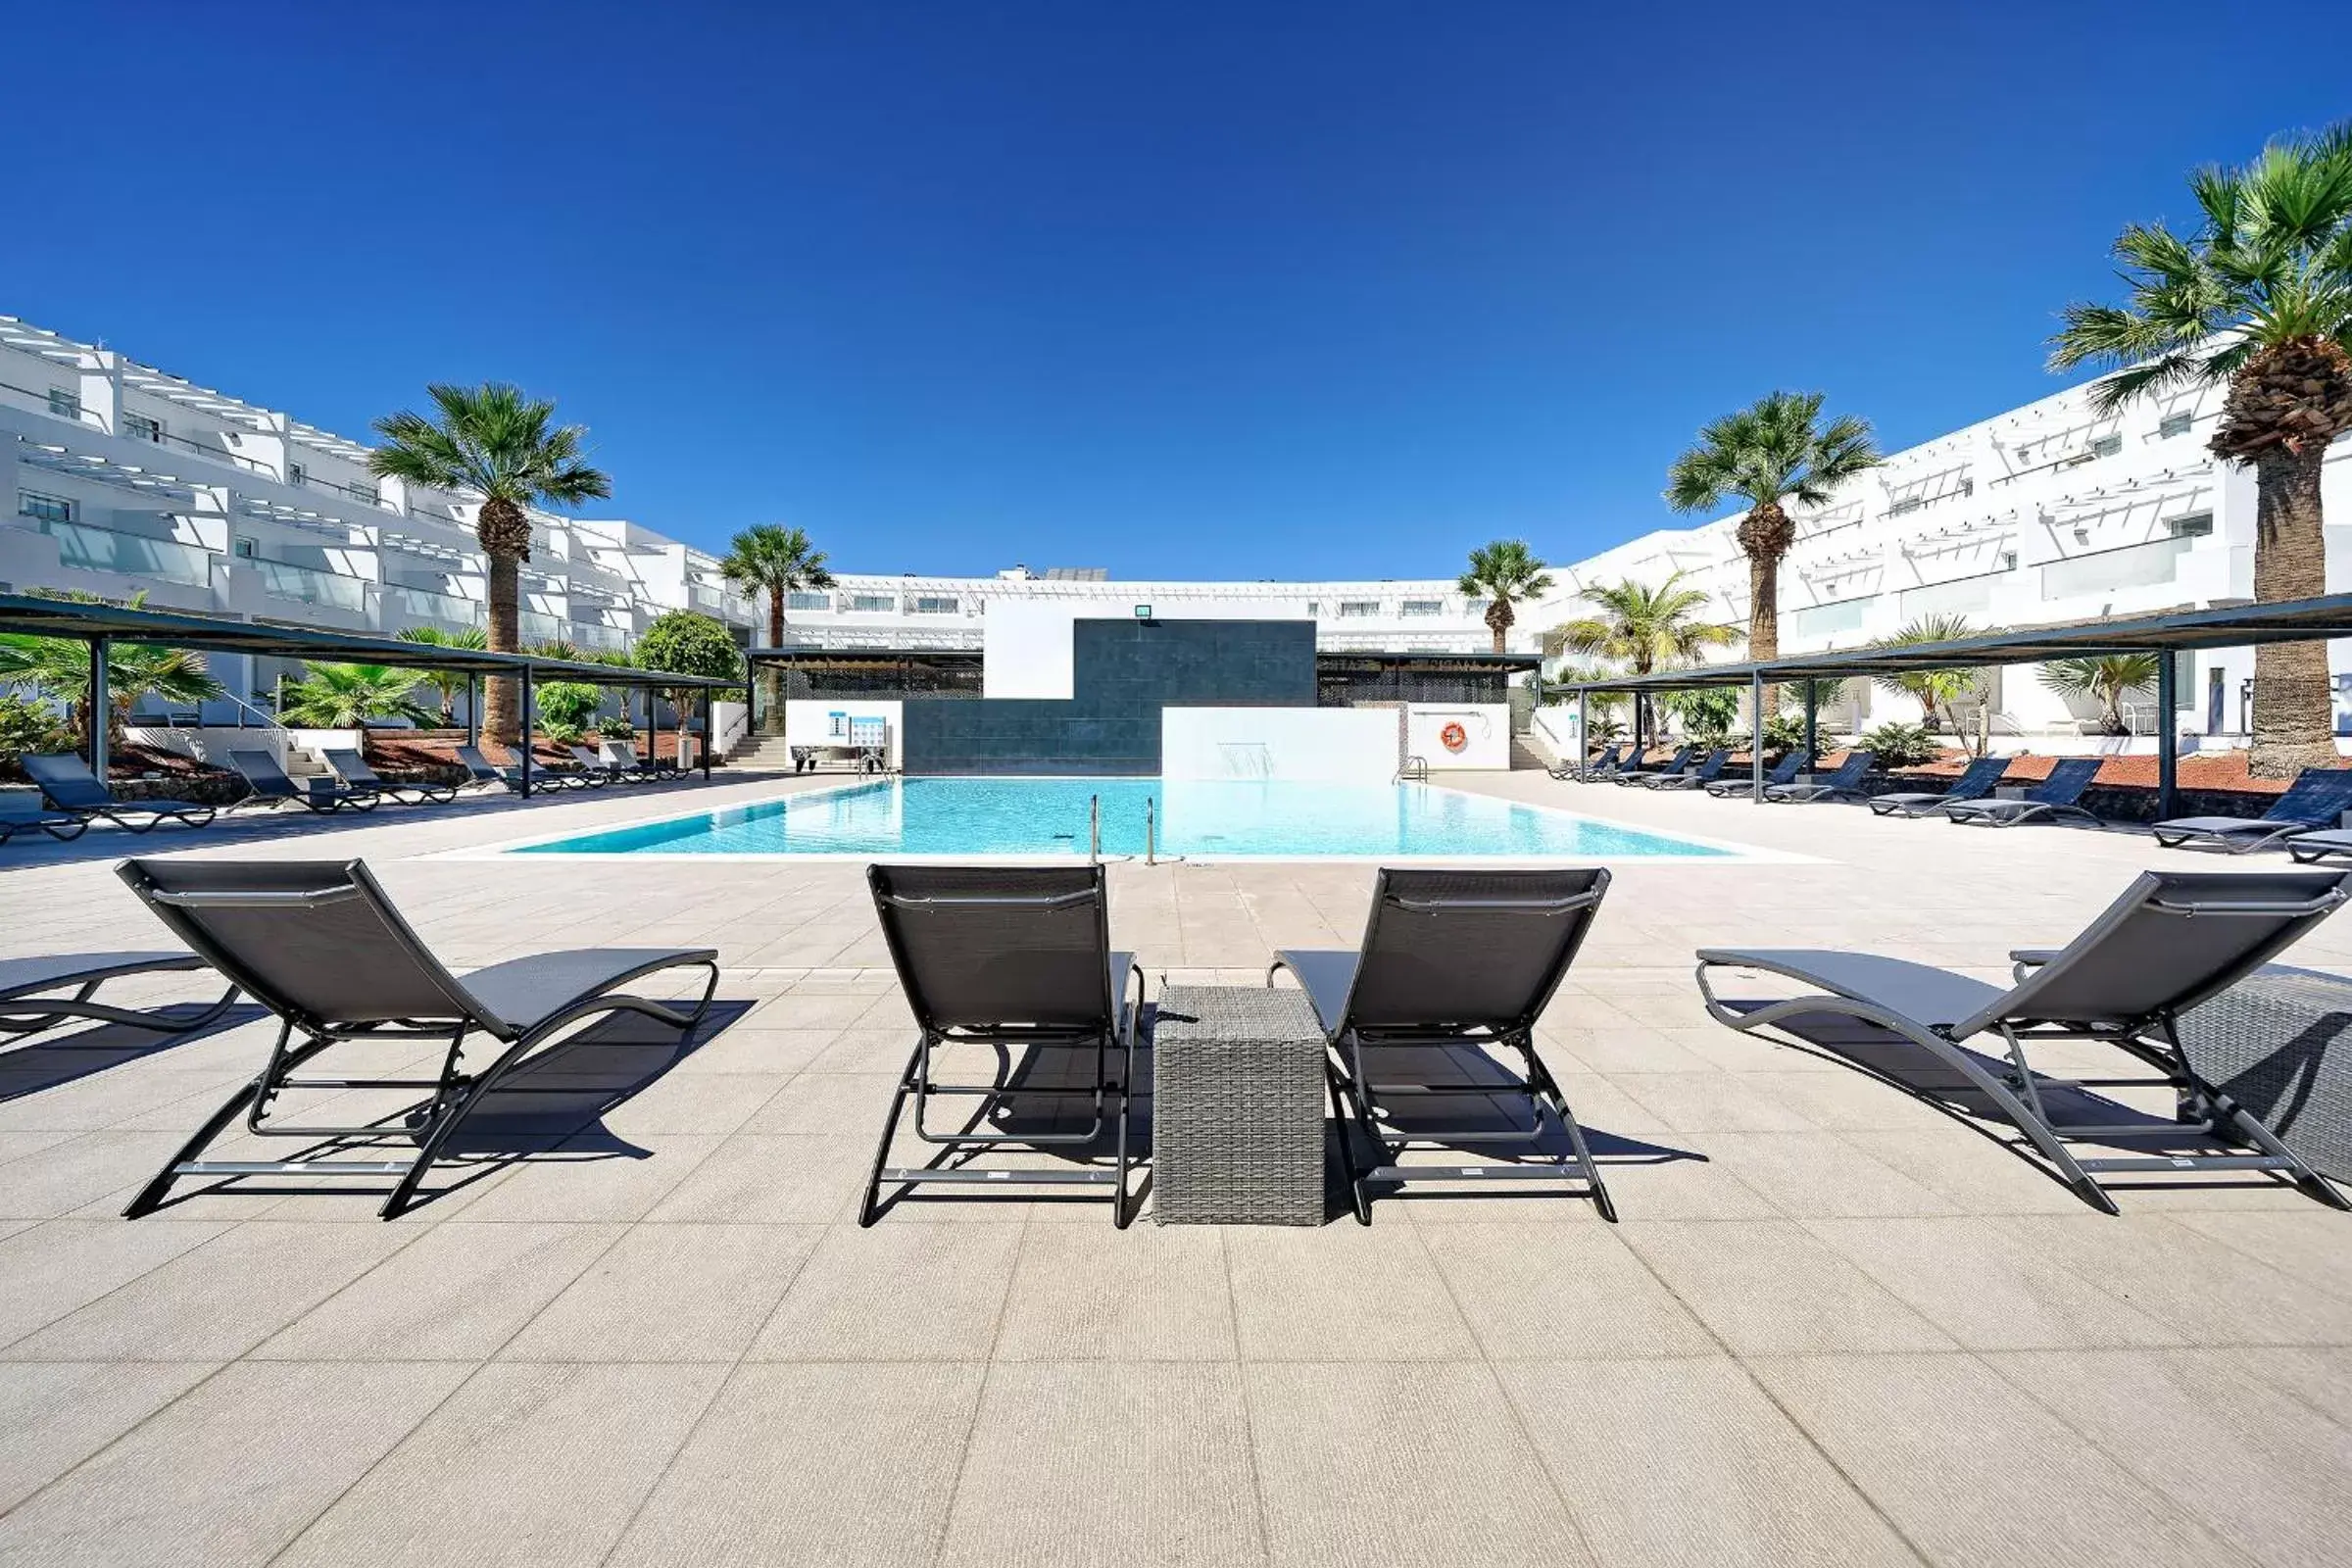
left=864, top=1019, right=1702, bottom=1225
left=145, top=999, right=757, bottom=1213
left=0, top=1004, right=270, bottom=1103
left=1713, top=999, right=2313, bottom=1197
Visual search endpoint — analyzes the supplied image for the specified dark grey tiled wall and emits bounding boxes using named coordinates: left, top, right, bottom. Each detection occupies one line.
left=902, top=618, right=1316, bottom=774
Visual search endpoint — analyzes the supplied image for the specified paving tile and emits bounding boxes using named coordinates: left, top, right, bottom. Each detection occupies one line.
left=2000, top=1213, right=2352, bottom=1345
left=1620, top=1220, right=1955, bottom=1355
left=1805, top=1216, right=2183, bottom=1350
left=596, top=1071, right=792, bottom=1136
left=2169, top=1208, right=2352, bottom=1302
left=0, top=1360, right=220, bottom=1512
left=643, top=1133, right=872, bottom=1224
left=0, top=1129, right=190, bottom=1219
left=454, top=1133, right=723, bottom=1223
left=0, top=1360, right=472, bottom=1567
left=502, top=1222, right=821, bottom=1361
left=1499, top=1357, right=1923, bottom=1567
left=1417, top=1222, right=1717, bottom=1358
left=939, top=1361, right=1264, bottom=1566
left=607, top=1361, right=983, bottom=1567
left=1245, top=1360, right=1594, bottom=1567
left=1990, top=1348, right=2352, bottom=1568
left=0, top=1219, right=227, bottom=1349
left=749, top=1221, right=1022, bottom=1360
left=253, top=1221, right=623, bottom=1359
left=1606, top=1072, right=1822, bottom=1133
left=1692, top=1132, right=1960, bottom=1218
left=1224, top=1224, right=1478, bottom=1361
left=994, top=1225, right=1236, bottom=1360
left=272, top=1362, right=728, bottom=1568
left=6, top=1220, right=417, bottom=1361
left=738, top=1071, right=900, bottom=1136
left=1751, top=1351, right=2244, bottom=1568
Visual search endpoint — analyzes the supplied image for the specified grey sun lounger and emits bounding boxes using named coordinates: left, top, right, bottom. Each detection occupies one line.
left=2153, top=767, right=2352, bottom=855
left=1, top=952, right=238, bottom=1045
left=861, top=863, right=1143, bottom=1227
left=1762, top=750, right=1875, bottom=803
left=22, top=754, right=216, bottom=833
left=1645, top=748, right=1730, bottom=791
left=1868, top=755, right=2010, bottom=817
left=0, top=794, right=87, bottom=844
left=455, top=744, right=592, bottom=794
left=323, top=749, right=458, bottom=806
left=601, top=740, right=682, bottom=781
left=116, top=858, right=717, bottom=1219
left=1272, top=867, right=1616, bottom=1223
left=227, top=750, right=378, bottom=814
left=1613, top=744, right=1693, bottom=787
left=1939, top=757, right=2102, bottom=828
left=2287, top=828, right=2352, bottom=864
left=1706, top=752, right=1804, bottom=798
left=567, top=745, right=628, bottom=785
left=1550, top=743, right=1620, bottom=782
left=1695, top=868, right=2352, bottom=1213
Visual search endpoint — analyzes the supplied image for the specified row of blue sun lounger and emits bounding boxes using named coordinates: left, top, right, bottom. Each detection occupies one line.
left=10, top=857, right=2350, bottom=1228
left=1553, top=743, right=2352, bottom=856
left=0, top=742, right=696, bottom=844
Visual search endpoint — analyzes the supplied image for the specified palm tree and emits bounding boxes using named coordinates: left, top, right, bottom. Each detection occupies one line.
left=394, top=624, right=488, bottom=726
left=368, top=384, right=612, bottom=747
left=1545, top=573, right=1741, bottom=750
left=1872, top=614, right=1995, bottom=757
left=2040, top=653, right=2164, bottom=737
left=276, top=663, right=433, bottom=731
left=0, top=595, right=225, bottom=750
left=1458, top=540, right=1554, bottom=654
left=719, top=524, right=834, bottom=730
left=2050, top=122, right=2352, bottom=776
left=1665, top=391, right=1880, bottom=698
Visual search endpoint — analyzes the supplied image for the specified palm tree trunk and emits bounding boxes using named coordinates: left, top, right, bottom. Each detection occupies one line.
left=483, top=554, right=521, bottom=749
left=763, top=592, right=786, bottom=734
left=1747, top=550, right=1780, bottom=726
left=2250, top=445, right=2337, bottom=778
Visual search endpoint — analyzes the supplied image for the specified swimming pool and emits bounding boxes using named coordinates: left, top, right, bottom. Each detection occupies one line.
left=506, top=776, right=1758, bottom=860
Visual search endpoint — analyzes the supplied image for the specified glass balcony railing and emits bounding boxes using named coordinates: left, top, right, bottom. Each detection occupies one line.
left=520, top=610, right=566, bottom=645
left=40, top=518, right=217, bottom=587
left=384, top=583, right=486, bottom=629
left=246, top=558, right=367, bottom=612
left=2039, top=536, right=2193, bottom=601
left=567, top=619, right=629, bottom=652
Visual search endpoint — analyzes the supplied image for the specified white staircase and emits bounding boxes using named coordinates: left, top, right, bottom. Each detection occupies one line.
left=728, top=733, right=800, bottom=769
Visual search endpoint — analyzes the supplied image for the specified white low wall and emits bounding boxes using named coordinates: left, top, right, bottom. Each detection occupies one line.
left=1403, top=703, right=1509, bottom=770
left=783, top=699, right=904, bottom=767
left=1162, top=707, right=1397, bottom=782
left=123, top=725, right=361, bottom=766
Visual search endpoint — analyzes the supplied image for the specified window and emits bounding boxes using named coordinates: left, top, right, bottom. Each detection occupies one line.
left=18, top=490, right=74, bottom=525
left=2089, top=433, right=2123, bottom=459
left=1886, top=496, right=1924, bottom=517
left=1304, top=600, right=1320, bottom=614
left=908, top=595, right=959, bottom=614
left=122, top=413, right=163, bottom=444
left=2167, top=512, right=2214, bottom=539
left=2160, top=412, right=2193, bottom=439
left=1399, top=599, right=1444, bottom=616
left=286, top=462, right=307, bottom=487
left=1337, top=600, right=1380, bottom=617
left=848, top=593, right=896, bottom=612
left=786, top=591, right=830, bottom=611
left=1462, top=598, right=1489, bottom=619
left=233, top=537, right=258, bottom=560
left=47, top=388, right=81, bottom=420
left=1999, top=550, right=2019, bottom=571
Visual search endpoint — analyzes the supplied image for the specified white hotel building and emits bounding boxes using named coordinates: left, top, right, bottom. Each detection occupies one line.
left=3, top=308, right=2348, bottom=743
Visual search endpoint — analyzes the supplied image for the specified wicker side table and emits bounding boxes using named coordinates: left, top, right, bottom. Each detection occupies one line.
left=1152, top=985, right=1328, bottom=1225
left=2177, top=965, right=2352, bottom=1181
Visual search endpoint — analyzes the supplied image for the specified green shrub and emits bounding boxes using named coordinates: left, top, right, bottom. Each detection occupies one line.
left=534, top=680, right=604, bottom=731
left=0, top=691, right=72, bottom=768
left=1858, top=719, right=1940, bottom=767
left=596, top=715, right=635, bottom=739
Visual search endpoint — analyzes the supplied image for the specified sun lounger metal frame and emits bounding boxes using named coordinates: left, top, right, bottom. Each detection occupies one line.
left=1271, top=867, right=1616, bottom=1224
left=1867, top=755, right=2010, bottom=817
left=1939, top=757, right=2103, bottom=828
left=226, top=750, right=378, bottom=814
left=861, top=863, right=1144, bottom=1227
left=1645, top=748, right=1730, bottom=791
left=0, top=796, right=87, bottom=844
left=601, top=740, right=682, bottom=781
left=321, top=748, right=458, bottom=806
left=1612, top=743, right=1692, bottom=787
left=21, top=754, right=216, bottom=833
left=566, top=744, right=633, bottom=785
left=454, top=744, right=595, bottom=794
left=1762, top=750, right=1876, bottom=804
left=2152, top=767, right=2352, bottom=855
left=1708, top=752, right=1804, bottom=798
left=0, top=953, right=238, bottom=1043
left=115, top=858, right=717, bottom=1219
left=1694, top=868, right=2352, bottom=1213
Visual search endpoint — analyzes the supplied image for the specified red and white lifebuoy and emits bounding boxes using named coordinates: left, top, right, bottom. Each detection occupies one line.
left=1439, top=721, right=1469, bottom=754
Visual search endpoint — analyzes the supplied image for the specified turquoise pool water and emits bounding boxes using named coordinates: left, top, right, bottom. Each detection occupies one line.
left=510, top=777, right=1736, bottom=858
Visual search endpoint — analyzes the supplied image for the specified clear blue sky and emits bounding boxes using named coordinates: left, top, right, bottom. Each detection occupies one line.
left=12, top=2, right=2347, bottom=579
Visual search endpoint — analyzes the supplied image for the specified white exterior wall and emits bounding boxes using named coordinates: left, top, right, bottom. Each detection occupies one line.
left=1404, top=703, right=1510, bottom=769
left=1162, top=707, right=1399, bottom=782
left=782, top=699, right=904, bottom=768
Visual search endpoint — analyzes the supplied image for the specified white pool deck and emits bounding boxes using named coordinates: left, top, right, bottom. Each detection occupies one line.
left=2, top=764, right=2350, bottom=1567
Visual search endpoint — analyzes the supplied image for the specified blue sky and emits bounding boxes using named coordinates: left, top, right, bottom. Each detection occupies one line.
left=12, top=2, right=2348, bottom=579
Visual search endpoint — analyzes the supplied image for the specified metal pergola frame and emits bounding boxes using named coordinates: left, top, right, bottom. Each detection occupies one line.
left=0, top=590, right=739, bottom=798
left=1554, top=592, right=2352, bottom=817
